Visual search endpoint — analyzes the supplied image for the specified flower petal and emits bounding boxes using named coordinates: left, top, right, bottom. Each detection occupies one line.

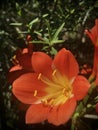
left=47, top=97, right=76, bottom=126
left=15, top=44, right=33, bottom=69
left=53, top=48, right=79, bottom=79
left=72, top=75, right=90, bottom=100
left=26, top=103, right=50, bottom=124
left=17, top=53, right=33, bottom=69
left=95, top=69, right=98, bottom=85
left=31, top=52, right=52, bottom=77
left=8, top=69, right=30, bottom=84
left=9, top=65, right=22, bottom=72
left=85, top=19, right=98, bottom=45
left=92, top=19, right=98, bottom=45
left=12, top=73, right=46, bottom=104
left=93, top=47, right=98, bottom=75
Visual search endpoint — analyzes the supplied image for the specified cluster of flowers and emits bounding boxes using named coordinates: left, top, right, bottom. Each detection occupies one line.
left=8, top=19, right=98, bottom=126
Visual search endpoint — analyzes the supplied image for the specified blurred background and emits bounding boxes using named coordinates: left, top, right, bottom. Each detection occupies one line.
left=0, top=0, right=98, bottom=130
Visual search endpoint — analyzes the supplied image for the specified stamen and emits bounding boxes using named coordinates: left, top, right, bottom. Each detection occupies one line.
left=42, top=99, right=48, bottom=105
left=13, top=55, right=16, bottom=59
left=34, top=90, right=37, bottom=97
left=52, top=69, right=57, bottom=76
left=62, top=88, right=66, bottom=94
left=11, top=55, right=19, bottom=64
left=49, top=99, right=54, bottom=106
left=38, top=73, right=42, bottom=80
left=70, top=94, right=74, bottom=98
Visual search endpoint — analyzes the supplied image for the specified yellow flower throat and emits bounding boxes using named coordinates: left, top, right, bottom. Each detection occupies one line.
left=34, top=69, right=73, bottom=106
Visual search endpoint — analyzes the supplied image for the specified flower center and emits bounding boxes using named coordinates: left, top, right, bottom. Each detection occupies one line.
left=38, top=69, right=73, bottom=106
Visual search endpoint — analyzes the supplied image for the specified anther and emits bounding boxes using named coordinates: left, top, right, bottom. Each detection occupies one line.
left=38, top=73, right=42, bottom=80
left=34, top=90, right=37, bottom=97
left=13, top=55, right=16, bottom=59
left=52, top=69, right=57, bottom=76
left=49, top=99, right=54, bottom=106
left=11, top=55, right=19, bottom=65
left=62, top=88, right=66, bottom=94
left=42, top=99, right=47, bottom=105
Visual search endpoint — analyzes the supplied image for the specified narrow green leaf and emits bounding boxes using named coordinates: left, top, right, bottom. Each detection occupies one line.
left=28, top=18, right=39, bottom=29
left=70, top=9, right=75, bottom=14
left=42, top=14, right=49, bottom=18
left=50, top=47, right=57, bottom=55
left=30, top=40, right=49, bottom=44
left=45, top=20, right=51, bottom=43
left=52, top=23, right=65, bottom=41
left=10, top=23, right=22, bottom=26
left=52, top=40, right=64, bottom=44
left=34, top=30, right=42, bottom=36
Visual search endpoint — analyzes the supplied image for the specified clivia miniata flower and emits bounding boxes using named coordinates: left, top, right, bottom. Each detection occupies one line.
left=8, top=43, right=34, bottom=83
left=80, top=64, right=92, bottom=76
left=12, top=48, right=90, bottom=126
left=96, top=103, right=98, bottom=114
left=85, top=19, right=98, bottom=84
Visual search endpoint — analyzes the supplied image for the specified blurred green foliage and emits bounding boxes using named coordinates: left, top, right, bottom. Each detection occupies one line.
left=0, top=0, right=98, bottom=130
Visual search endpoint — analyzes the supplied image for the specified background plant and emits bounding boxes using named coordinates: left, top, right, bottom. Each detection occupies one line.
left=0, top=0, right=98, bottom=130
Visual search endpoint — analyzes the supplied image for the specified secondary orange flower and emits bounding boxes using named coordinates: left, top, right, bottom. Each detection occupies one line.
left=80, top=64, right=92, bottom=77
left=8, top=43, right=34, bottom=83
left=12, top=48, right=90, bottom=126
left=85, top=19, right=98, bottom=84
left=96, top=103, right=98, bottom=114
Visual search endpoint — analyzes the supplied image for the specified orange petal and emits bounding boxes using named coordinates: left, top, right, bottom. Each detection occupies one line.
left=8, top=69, right=31, bottom=84
left=85, top=29, right=96, bottom=44
left=17, top=53, right=33, bottom=69
left=96, top=103, right=98, bottom=113
left=93, top=19, right=98, bottom=45
left=12, top=73, right=46, bottom=104
left=72, top=75, right=90, bottom=100
left=8, top=65, right=26, bottom=83
left=93, top=47, right=98, bottom=74
left=95, top=69, right=98, bottom=85
left=9, top=65, right=22, bottom=72
left=85, top=19, right=98, bottom=45
left=47, top=97, right=76, bottom=126
left=26, top=103, right=50, bottom=124
left=53, top=48, right=79, bottom=79
left=31, top=52, right=52, bottom=77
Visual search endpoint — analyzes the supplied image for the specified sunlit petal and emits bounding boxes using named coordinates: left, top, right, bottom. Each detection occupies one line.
left=47, top=97, right=76, bottom=126
left=72, top=76, right=90, bottom=100
left=26, top=103, right=50, bottom=124
left=12, top=73, right=46, bottom=104
left=31, top=52, right=52, bottom=77
left=53, top=48, right=79, bottom=79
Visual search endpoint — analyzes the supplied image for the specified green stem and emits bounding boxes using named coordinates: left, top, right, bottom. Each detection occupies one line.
left=71, top=81, right=96, bottom=130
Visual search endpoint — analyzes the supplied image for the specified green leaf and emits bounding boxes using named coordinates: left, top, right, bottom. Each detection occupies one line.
left=42, top=14, right=49, bottom=18
left=31, top=40, right=49, bottom=44
left=10, top=23, right=22, bottom=26
left=52, top=40, right=64, bottom=44
left=28, top=18, right=39, bottom=29
left=45, top=20, right=52, bottom=43
left=84, top=114, right=98, bottom=119
left=70, top=9, right=75, bottom=14
left=50, top=47, right=57, bottom=55
left=34, top=30, right=42, bottom=36
left=51, top=23, right=65, bottom=42
left=16, top=2, right=21, bottom=16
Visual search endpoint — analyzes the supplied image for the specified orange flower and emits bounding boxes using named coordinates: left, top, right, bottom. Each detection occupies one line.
left=80, top=64, right=92, bottom=76
left=8, top=43, right=34, bottom=83
left=96, top=103, right=98, bottom=114
left=12, top=48, right=90, bottom=126
left=85, top=19, right=98, bottom=84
